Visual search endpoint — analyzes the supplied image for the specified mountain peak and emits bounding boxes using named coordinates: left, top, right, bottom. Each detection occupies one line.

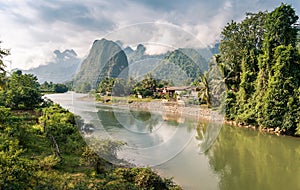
left=73, top=39, right=128, bottom=89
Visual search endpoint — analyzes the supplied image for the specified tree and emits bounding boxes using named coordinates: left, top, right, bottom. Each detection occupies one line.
left=192, top=72, right=211, bottom=107
left=253, top=4, right=299, bottom=127
left=133, top=74, right=158, bottom=98
left=219, top=21, right=243, bottom=92
left=218, top=4, right=300, bottom=135
left=0, top=42, right=9, bottom=90
left=76, top=82, right=92, bottom=93
left=81, top=138, right=125, bottom=174
left=256, top=3, right=299, bottom=94
left=219, top=11, right=267, bottom=120
left=4, top=71, right=42, bottom=109
left=262, top=45, right=300, bottom=132
left=40, top=81, right=68, bottom=93
left=97, top=78, right=116, bottom=94
left=53, top=83, right=68, bottom=93
left=0, top=138, right=36, bottom=189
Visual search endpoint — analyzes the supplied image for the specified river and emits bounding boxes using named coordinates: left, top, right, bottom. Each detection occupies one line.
left=46, top=92, right=300, bottom=190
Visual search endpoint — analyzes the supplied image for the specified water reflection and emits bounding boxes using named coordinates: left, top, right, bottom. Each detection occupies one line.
left=206, top=125, right=300, bottom=190
left=95, top=105, right=197, bottom=166
left=46, top=93, right=300, bottom=190
left=196, top=121, right=223, bottom=154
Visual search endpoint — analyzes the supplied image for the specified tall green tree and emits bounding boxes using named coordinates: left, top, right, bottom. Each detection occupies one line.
left=219, top=11, right=267, bottom=120
left=254, top=4, right=299, bottom=126
left=219, top=21, right=242, bottom=92
left=262, top=45, right=300, bottom=132
left=0, top=42, right=9, bottom=90
left=256, top=3, right=299, bottom=94
left=4, top=71, right=42, bottom=109
left=219, top=3, right=300, bottom=135
left=192, top=72, right=211, bottom=107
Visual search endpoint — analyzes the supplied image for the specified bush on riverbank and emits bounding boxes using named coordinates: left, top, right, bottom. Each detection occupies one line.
left=0, top=103, right=181, bottom=189
left=0, top=60, right=180, bottom=189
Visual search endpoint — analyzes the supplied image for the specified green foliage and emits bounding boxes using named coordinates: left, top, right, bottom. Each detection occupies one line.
left=0, top=141, right=36, bottom=190
left=261, top=45, right=300, bottom=130
left=0, top=94, right=180, bottom=189
left=39, top=104, right=84, bottom=154
left=98, top=77, right=116, bottom=94
left=0, top=42, right=9, bottom=90
left=40, top=81, right=68, bottom=93
left=220, top=3, right=300, bottom=135
left=153, top=49, right=205, bottom=86
left=163, top=49, right=204, bottom=79
left=263, top=3, right=299, bottom=55
left=0, top=106, right=11, bottom=123
left=81, top=138, right=125, bottom=174
left=114, top=167, right=181, bottom=190
left=219, top=11, right=266, bottom=93
left=133, top=74, right=158, bottom=98
left=54, top=83, right=68, bottom=93
left=2, top=71, right=42, bottom=110
left=192, top=72, right=211, bottom=107
left=75, top=82, right=92, bottom=93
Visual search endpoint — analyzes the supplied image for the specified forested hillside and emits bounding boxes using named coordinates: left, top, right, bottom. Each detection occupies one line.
left=218, top=3, right=300, bottom=135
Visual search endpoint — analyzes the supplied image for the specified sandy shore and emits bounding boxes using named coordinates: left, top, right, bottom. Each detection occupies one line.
left=108, top=100, right=225, bottom=123
left=104, top=99, right=288, bottom=136
left=80, top=93, right=288, bottom=136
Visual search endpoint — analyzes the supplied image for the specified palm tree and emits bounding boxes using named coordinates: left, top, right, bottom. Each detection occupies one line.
left=192, top=72, right=211, bottom=107
left=199, top=72, right=211, bottom=107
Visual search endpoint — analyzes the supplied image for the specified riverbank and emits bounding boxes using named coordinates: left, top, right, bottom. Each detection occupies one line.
left=85, top=92, right=300, bottom=137
left=224, top=120, right=291, bottom=136
left=2, top=100, right=182, bottom=189
left=46, top=92, right=300, bottom=190
left=98, top=96, right=296, bottom=137
left=111, top=100, right=224, bottom=123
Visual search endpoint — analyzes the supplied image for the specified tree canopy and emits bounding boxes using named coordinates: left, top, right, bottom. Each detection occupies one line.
left=1, top=71, right=42, bottom=110
left=219, top=3, right=300, bottom=135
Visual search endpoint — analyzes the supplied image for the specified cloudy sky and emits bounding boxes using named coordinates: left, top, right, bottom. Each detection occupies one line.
left=0, top=0, right=299, bottom=70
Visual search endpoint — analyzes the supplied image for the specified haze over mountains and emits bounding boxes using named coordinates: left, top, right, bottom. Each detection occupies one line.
left=22, top=38, right=219, bottom=87
left=22, top=49, right=81, bottom=83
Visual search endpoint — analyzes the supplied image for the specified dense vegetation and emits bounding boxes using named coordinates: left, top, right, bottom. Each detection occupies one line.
left=218, top=3, right=300, bottom=135
left=40, top=81, right=68, bottom=93
left=0, top=70, right=42, bottom=110
left=153, top=49, right=207, bottom=85
left=96, top=74, right=172, bottom=100
left=0, top=44, right=180, bottom=189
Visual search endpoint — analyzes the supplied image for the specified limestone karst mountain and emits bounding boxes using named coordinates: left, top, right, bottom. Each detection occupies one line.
left=73, top=39, right=128, bottom=89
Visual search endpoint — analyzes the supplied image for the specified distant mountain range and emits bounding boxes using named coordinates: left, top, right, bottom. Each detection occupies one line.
left=21, top=38, right=219, bottom=88
left=22, top=49, right=81, bottom=83
left=152, top=48, right=209, bottom=85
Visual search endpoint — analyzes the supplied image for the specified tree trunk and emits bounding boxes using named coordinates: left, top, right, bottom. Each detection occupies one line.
left=49, top=135, right=62, bottom=163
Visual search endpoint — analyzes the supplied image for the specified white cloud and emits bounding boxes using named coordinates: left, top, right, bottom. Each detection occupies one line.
left=0, top=0, right=298, bottom=70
